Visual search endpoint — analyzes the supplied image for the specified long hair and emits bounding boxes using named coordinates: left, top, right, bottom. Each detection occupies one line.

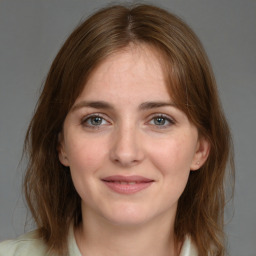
left=24, top=4, right=234, bottom=255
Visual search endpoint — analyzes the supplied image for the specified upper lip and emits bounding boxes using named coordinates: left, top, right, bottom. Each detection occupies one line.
left=102, top=175, right=154, bottom=183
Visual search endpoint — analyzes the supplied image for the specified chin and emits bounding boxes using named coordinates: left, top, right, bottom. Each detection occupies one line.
left=100, top=204, right=158, bottom=227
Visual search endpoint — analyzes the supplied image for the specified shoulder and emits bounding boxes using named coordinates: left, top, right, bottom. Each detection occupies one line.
left=0, top=231, right=50, bottom=256
left=180, top=235, right=198, bottom=256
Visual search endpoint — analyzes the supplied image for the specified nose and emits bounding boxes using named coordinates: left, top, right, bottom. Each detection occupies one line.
left=109, top=122, right=145, bottom=167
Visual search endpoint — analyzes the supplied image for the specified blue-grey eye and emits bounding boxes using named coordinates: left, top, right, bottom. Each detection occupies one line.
left=89, top=116, right=103, bottom=126
left=82, top=114, right=110, bottom=129
left=81, top=114, right=110, bottom=129
left=153, top=117, right=167, bottom=126
left=148, top=115, right=175, bottom=128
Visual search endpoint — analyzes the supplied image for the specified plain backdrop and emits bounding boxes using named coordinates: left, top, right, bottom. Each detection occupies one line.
left=0, top=0, right=255, bottom=255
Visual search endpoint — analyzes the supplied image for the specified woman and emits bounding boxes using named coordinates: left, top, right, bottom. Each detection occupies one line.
left=0, top=3, right=234, bottom=256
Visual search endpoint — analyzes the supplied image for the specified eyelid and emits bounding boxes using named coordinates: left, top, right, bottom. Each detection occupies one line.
left=80, top=112, right=176, bottom=130
left=147, top=113, right=176, bottom=127
left=81, top=113, right=112, bottom=127
left=81, top=112, right=105, bottom=121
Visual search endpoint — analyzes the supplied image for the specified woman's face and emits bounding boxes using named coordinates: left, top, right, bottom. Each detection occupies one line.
left=59, top=45, right=209, bottom=227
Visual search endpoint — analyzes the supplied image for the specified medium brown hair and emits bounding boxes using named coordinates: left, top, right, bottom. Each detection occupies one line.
left=24, top=4, right=234, bottom=255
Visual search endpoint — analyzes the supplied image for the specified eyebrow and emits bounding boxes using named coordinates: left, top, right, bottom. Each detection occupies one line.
left=138, top=101, right=176, bottom=110
left=71, top=100, right=176, bottom=112
left=71, top=101, right=114, bottom=112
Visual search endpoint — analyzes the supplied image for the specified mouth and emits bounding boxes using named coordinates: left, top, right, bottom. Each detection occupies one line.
left=101, top=175, right=154, bottom=194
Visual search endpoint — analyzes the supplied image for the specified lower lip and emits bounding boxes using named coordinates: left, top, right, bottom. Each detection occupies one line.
left=103, top=181, right=153, bottom=194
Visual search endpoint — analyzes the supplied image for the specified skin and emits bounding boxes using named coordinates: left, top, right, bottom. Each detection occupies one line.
left=59, top=44, right=209, bottom=256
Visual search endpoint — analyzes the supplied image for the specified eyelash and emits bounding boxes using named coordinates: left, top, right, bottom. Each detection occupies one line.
left=81, top=114, right=110, bottom=129
left=81, top=113, right=175, bottom=129
left=147, top=114, right=175, bottom=129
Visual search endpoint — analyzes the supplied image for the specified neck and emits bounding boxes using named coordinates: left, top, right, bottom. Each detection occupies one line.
left=75, top=207, right=181, bottom=256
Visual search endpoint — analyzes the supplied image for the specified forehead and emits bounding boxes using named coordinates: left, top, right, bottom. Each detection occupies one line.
left=76, top=44, right=172, bottom=103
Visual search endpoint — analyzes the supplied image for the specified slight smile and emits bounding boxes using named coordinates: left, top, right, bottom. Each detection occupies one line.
left=101, top=175, right=155, bottom=194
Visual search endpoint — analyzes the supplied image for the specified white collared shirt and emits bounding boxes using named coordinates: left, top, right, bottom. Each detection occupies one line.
left=0, top=227, right=198, bottom=256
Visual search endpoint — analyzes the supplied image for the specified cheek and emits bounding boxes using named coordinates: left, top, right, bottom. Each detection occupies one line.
left=146, top=137, right=195, bottom=210
left=65, top=136, right=109, bottom=199
left=148, top=135, right=196, bottom=176
left=65, top=135, right=108, bottom=175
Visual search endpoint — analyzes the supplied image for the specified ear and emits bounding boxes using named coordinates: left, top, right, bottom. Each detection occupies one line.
left=190, top=136, right=210, bottom=171
left=57, top=132, right=70, bottom=167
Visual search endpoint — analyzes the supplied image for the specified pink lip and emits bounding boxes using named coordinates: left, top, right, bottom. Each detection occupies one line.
left=102, top=175, right=154, bottom=194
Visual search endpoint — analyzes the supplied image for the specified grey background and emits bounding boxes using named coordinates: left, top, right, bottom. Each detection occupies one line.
left=0, top=0, right=255, bottom=255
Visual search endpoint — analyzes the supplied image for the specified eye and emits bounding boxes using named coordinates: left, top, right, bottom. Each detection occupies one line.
left=153, top=117, right=167, bottom=126
left=81, top=114, right=110, bottom=128
left=148, top=114, right=175, bottom=128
